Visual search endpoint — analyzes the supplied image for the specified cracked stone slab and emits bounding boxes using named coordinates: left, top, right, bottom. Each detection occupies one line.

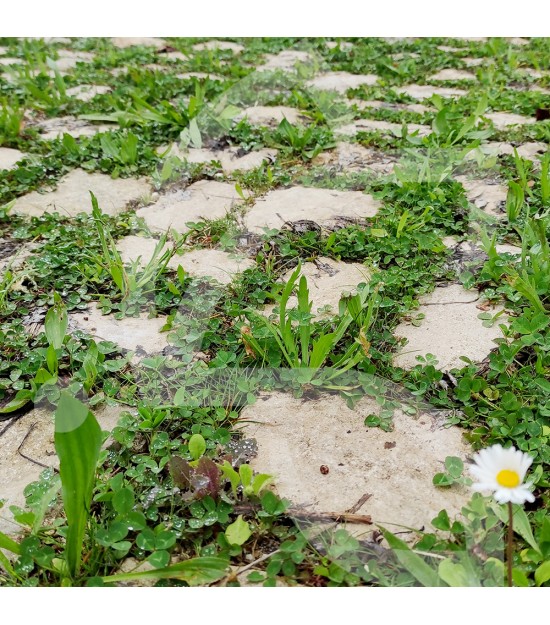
left=13, top=169, right=151, bottom=218
left=463, top=57, right=486, bottom=67
left=264, top=257, right=370, bottom=319
left=111, top=37, right=166, bottom=49
left=258, top=50, right=314, bottom=72
left=136, top=180, right=246, bottom=234
left=237, top=105, right=306, bottom=126
left=442, top=236, right=521, bottom=257
left=335, top=118, right=431, bottom=138
left=326, top=41, right=353, bottom=50
left=428, top=69, right=477, bottom=81
left=348, top=98, right=433, bottom=114
left=437, top=45, right=462, bottom=53
left=393, top=283, right=507, bottom=371
left=394, top=84, right=468, bottom=99
left=51, top=50, right=95, bottom=72
left=313, top=142, right=395, bottom=175
left=66, top=84, right=112, bottom=101
left=464, top=141, right=546, bottom=162
left=0, top=404, right=125, bottom=535
left=33, top=116, right=116, bottom=140
left=164, top=144, right=277, bottom=173
left=0, top=57, right=24, bottom=67
left=240, top=392, right=472, bottom=538
left=71, top=302, right=170, bottom=357
left=172, top=248, right=254, bottom=285
left=0, top=147, right=24, bottom=170
left=306, top=71, right=378, bottom=93
left=192, top=40, right=244, bottom=54
left=245, top=186, right=381, bottom=233
left=390, top=52, right=420, bottom=60
left=485, top=111, right=536, bottom=130
left=455, top=175, right=507, bottom=218
left=116, top=236, right=254, bottom=284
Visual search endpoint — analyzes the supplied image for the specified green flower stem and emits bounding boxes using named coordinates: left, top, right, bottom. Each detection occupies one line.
left=507, top=501, right=513, bottom=587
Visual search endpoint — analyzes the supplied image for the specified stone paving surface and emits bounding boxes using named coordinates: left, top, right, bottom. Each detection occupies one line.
left=1, top=36, right=548, bottom=547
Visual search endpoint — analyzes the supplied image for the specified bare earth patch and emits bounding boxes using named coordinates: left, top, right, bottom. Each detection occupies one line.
left=393, top=283, right=507, bottom=371
left=13, top=169, right=151, bottom=217
left=240, top=392, right=472, bottom=539
left=245, top=186, right=381, bottom=232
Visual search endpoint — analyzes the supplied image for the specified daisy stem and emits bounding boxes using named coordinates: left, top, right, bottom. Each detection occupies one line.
left=507, top=501, right=513, bottom=587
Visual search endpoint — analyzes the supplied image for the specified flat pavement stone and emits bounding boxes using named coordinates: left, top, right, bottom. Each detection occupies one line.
left=137, top=180, right=247, bottom=234
left=245, top=186, right=381, bottom=233
left=13, top=169, right=151, bottom=217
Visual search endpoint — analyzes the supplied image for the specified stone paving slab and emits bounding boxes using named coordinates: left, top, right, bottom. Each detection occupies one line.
left=245, top=186, right=381, bottom=233
left=454, top=175, right=507, bottom=218
left=163, top=144, right=277, bottom=173
left=237, top=105, right=306, bottom=126
left=258, top=50, right=314, bottom=72
left=313, top=142, right=395, bottom=175
left=111, top=37, right=166, bottom=49
left=192, top=41, right=244, bottom=54
left=137, top=180, right=246, bottom=234
left=0, top=404, right=124, bottom=535
left=464, top=141, right=546, bottom=162
left=306, top=71, right=378, bottom=93
left=335, top=118, right=431, bottom=138
left=116, top=235, right=254, bottom=284
left=0, top=147, right=25, bottom=170
left=65, top=84, right=112, bottom=102
left=485, top=111, right=536, bottom=130
left=71, top=302, right=170, bottom=357
left=394, top=84, right=468, bottom=99
left=349, top=98, right=433, bottom=114
left=13, top=169, right=151, bottom=217
left=428, top=69, right=477, bottom=81
left=33, top=116, right=116, bottom=140
left=240, top=392, right=472, bottom=539
left=393, top=283, right=507, bottom=371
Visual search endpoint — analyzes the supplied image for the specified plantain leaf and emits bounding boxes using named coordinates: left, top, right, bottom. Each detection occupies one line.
left=54, top=392, right=102, bottom=579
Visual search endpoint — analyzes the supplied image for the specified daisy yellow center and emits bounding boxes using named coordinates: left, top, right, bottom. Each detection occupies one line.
left=496, top=469, right=520, bottom=488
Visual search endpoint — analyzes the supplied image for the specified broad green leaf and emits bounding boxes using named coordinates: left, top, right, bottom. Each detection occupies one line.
left=101, top=556, right=229, bottom=585
left=188, top=434, right=206, bottom=460
left=491, top=503, right=541, bottom=555
left=112, top=488, right=135, bottom=516
left=0, top=530, right=21, bottom=555
left=535, top=560, right=550, bottom=586
left=225, top=515, right=252, bottom=546
left=381, top=528, right=442, bottom=587
left=438, top=558, right=480, bottom=587
left=444, top=456, right=464, bottom=479
left=239, top=464, right=253, bottom=488
left=54, top=392, right=102, bottom=578
left=44, top=293, right=67, bottom=349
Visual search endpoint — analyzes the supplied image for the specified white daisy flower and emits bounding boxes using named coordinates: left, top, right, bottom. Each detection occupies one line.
left=470, top=444, right=535, bottom=505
